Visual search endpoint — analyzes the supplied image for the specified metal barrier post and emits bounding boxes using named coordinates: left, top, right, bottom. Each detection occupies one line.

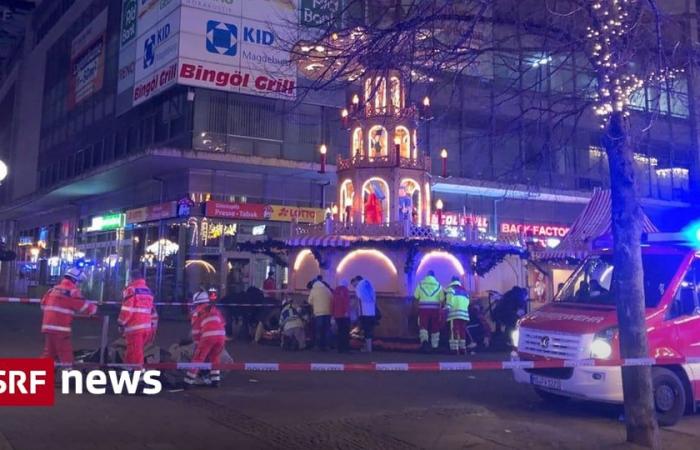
left=99, top=315, right=110, bottom=365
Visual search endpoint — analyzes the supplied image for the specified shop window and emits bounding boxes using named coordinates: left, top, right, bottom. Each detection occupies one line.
left=494, top=52, right=519, bottom=85
left=362, top=178, right=389, bottom=224
left=368, top=125, right=388, bottom=158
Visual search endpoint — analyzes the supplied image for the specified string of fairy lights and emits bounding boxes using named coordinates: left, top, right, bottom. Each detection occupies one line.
left=587, top=0, right=684, bottom=124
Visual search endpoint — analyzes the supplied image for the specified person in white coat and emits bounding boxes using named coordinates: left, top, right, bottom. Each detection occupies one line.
left=351, top=275, right=376, bottom=352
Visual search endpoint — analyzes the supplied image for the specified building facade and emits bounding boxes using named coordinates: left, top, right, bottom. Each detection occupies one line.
left=0, top=0, right=698, bottom=302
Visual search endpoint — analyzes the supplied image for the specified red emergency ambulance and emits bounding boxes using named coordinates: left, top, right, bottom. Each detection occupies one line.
left=512, top=233, right=700, bottom=426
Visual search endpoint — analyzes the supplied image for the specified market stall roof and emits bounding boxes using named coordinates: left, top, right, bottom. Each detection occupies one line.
left=534, top=189, right=658, bottom=261
left=285, top=235, right=355, bottom=248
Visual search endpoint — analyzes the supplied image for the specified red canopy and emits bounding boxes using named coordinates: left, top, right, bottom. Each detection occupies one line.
left=534, top=189, right=658, bottom=261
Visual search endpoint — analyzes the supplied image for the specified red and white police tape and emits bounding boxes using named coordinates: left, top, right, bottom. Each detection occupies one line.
left=0, top=296, right=277, bottom=307
left=54, top=357, right=700, bottom=372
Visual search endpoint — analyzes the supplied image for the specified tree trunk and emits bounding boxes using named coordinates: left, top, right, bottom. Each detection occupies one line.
left=603, top=112, right=660, bottom=449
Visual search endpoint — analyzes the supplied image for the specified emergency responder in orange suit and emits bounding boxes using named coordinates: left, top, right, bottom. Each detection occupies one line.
left=118, top=269, right=154, bottom=366
left=41, top=267, right=97, bottom=363
left=185, top=288, right=226, bottom=387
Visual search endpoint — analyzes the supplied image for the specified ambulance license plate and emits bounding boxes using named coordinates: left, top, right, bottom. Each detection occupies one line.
left=531, top=375, right=561, bottom=391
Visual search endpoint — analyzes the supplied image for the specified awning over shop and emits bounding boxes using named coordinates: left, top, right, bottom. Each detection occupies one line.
left=534, top=189, right=658, bottom=261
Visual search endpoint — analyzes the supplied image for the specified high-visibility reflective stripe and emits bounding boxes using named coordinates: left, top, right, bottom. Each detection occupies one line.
left=78, top=302, right=94, bottom=313
left=124, top=323, right=151, bottom=332
left=419, top=284, right=441, bottom=298
left=42, top=305, right=75, bottom=315
left=42, top=324, right=71, bottom=332
left=201, top=330, right=226, bottom=338
left=418, top=303, right=440, bottom=309
left=201, top=316, right=222, bottom=326
left=121, top=306, right=152, bottom=314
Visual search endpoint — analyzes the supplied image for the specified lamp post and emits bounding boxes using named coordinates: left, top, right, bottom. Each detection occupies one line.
left=319, top=144, right=327, bottom=174
left=440, top=148, right=448, bottom=178
left=436, top=199, right=444, bottom=236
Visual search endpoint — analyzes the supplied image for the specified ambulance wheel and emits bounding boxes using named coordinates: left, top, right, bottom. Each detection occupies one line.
left=652, top=367, right=685, bottom=427
left=534, top=387, right=570, bottom=405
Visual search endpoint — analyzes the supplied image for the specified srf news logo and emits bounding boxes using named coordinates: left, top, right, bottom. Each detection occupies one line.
left=0, top=359, right=162, bottom=406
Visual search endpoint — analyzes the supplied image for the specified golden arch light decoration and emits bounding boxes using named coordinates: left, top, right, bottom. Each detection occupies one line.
left=293, top=249, right=314, bottom=271
left=336, top=249, right=398, bottom=275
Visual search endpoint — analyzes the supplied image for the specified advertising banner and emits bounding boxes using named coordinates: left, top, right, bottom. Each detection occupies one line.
left=125, top=201, right=178, bottom=224
left=138, top=0, right=180, bottom=36
left=68, top=9, right=108, bottom=108
left=177, top=4, right=298, bottom=99
left=116, top=0, right=138, bottom=115
left=205, top=201, right=324, bottom=223
left=123, top=0, right=299, bottom=107
left=121, top=0, right=138, bottom=46
left=300, top=0, right=343, bottom=29
left=133, top=7, right=181, bottom=105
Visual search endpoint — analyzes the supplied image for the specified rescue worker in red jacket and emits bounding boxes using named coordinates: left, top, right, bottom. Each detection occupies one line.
left=41, top=267, right=97, bottom=363
left=185, top=288, right=226, bottom=387
left=118, top=269, right=154, bottom=366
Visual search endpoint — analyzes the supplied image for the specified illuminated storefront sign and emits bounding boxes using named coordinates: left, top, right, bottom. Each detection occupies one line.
left=205, top=201, right=325, bottom=224
left=125, top=201, right=178, bottom=224
left=500, top=222, right=570, bottom=238
left=87, top=214, right=125, bottom=232
left=430, top=212, right=489, bottom=232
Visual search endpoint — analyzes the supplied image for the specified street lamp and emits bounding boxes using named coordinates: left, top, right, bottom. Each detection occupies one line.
left=340, top=108, right=349, bottom=129
left=0, top=160, right=7, bottom=183
left=319, top=144, right=327, bottom=174
left=351, top=94, right=360, bottom=113
left=440, top=148, right=448, bottom=178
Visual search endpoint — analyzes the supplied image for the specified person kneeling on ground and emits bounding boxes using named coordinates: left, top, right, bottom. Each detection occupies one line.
left=280, top=297, right=306, bottom=350
left=185, top=288, right=226, bottom=388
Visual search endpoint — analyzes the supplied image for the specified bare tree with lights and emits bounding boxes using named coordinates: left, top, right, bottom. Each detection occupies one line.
left=290, top=1, right=691, bottom=447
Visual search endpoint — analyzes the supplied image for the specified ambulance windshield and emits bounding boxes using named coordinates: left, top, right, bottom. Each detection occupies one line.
left=555, top=253, right=685, bottom=308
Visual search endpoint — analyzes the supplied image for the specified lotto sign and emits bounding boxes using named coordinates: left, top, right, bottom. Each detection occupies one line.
left=0, top=359, right=54, bottom=406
